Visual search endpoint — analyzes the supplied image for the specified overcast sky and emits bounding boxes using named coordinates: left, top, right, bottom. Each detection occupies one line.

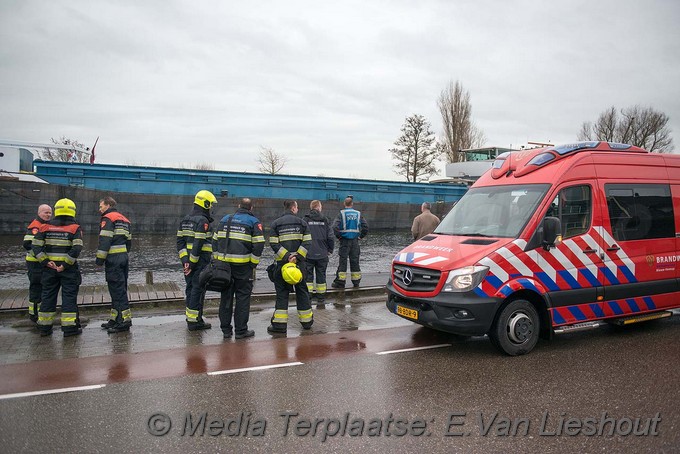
left=1, top=0, right=678, bottom=180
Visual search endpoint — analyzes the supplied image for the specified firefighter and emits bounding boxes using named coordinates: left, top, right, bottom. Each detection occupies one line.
left=32, top=198, right=84, bottom=337
left=215, top=197, right=265, bottom=339
left=23, top=204, right=52, bottom=323
left=267, top=200, right=313, bottom=334
left=96, top=196, right=133, bottom=333
left=177, top=190, right=217, bottom=330
left=303, top=200, right=334, bottom=306
left=332, top=196, right=369, bottom=288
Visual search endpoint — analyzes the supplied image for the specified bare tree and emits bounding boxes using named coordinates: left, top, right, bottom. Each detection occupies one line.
left=390, top=114, right=440, bottom=182
left=193, top=162, right=216, bottom=171
left=578, top=105, right=674, bottom=153
left=438, top=80, right=486, bottom=163
left=578, top=106, right=616, bottom=143
left=36, top=136, right=91, bottom=162
left=257, top=146, right=287, bottom=174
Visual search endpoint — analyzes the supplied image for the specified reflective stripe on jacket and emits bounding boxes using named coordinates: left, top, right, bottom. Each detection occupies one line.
left=23, top=218, right=49, bottom=262
left=176, top=206, right=213, bottom=267
left=269, top=211, right=312, bottom=263
left=333, top=208, right=369, bottom=240
left=214, top=208, right=265, bottom=266
left=31, top=216, right=83, bottom=267
left=96, top=209, right=132, bottom=264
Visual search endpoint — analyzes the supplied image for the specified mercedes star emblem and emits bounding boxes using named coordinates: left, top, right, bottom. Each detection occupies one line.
left=402, top=268, right=413, bottom=286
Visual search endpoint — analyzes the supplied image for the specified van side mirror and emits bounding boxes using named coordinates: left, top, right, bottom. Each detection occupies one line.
left=542, top=217, right=562, bottom=250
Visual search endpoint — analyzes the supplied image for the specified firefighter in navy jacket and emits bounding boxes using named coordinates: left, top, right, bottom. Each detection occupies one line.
left=214, top=198, right=264, bottom=339
left=303, top=200, right=334, bottom=305
left=97, top=196, right=133, bottom=333
left=32, top=198, right=84, bottom=337
left=23, top=204, right=52, bottom=323
left=332, top=196, right=369, bottom=288
left=177, top=190, right=217, bottom=330
left=267, top=200, right=314, bottom=333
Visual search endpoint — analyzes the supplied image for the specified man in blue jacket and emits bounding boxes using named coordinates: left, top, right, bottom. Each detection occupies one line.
left=214, top=198, right=264, bottom=339
left=331, top=196, right=368, bottom=288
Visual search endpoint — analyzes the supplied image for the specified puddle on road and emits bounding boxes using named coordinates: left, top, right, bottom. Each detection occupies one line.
left=127, top=314, right=186, bottom=326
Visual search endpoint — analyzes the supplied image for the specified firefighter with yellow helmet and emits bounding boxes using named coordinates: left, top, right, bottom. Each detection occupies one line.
left=177, top=190, right=217, bottom=330
left=31, top=198, right=84, bottom=337
left=267, top=200, right=313, bottom=334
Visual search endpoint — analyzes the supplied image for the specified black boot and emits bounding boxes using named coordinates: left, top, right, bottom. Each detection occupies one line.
left=107, top=322, right=131, bottom=334
left=267, top=324, right=287, bottom=334
left=331, top=280, right=345, bottom=289
left=235, top=330, right=255, bottom=339
left=188, top=321, right=212, bottom=331
left=101, top=320, right=115, bottom=329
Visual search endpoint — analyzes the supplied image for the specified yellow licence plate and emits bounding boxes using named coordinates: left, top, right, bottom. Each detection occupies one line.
left=397, top=305, right=418, bottom=321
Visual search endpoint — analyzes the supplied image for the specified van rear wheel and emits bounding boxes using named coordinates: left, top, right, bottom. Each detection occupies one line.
left=489, top=299, right=540, bottom=356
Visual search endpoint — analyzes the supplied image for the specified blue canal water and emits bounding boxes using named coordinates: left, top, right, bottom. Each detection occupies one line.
left=0, top=231, right=413, bottom=290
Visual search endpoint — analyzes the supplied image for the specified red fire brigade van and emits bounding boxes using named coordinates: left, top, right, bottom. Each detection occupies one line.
left=387, top=141, right=680, bottom=355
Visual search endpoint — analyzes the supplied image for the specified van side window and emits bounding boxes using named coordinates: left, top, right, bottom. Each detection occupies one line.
left=605, top=184, right=675, bottom=241
left=547, top=185, right=592, bottom=238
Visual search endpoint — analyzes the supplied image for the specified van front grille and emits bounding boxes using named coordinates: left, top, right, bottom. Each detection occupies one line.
left=393, top=264, right=441, bottom=292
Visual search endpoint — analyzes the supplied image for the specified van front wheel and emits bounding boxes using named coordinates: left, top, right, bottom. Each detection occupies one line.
left=489, top=299, right=540, bottom=356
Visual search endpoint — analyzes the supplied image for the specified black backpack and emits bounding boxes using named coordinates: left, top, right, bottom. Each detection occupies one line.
left=199, top=259, right=231, bottom=292
left=198, top=214, right=234, bottom=292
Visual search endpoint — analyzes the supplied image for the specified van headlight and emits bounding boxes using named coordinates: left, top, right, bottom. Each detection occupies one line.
left=442, top=266, right=489, bottom=292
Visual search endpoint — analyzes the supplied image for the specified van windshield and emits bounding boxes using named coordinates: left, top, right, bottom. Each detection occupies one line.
left=435, top=184, right=550, bottom=238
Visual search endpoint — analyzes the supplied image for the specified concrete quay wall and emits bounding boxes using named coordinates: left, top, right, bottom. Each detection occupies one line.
left=0, top=180, right=452, bottom=235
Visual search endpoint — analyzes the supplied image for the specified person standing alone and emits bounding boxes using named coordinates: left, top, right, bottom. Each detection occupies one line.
left=97, top=196, right=133, bottom=333
left=411, top=202, right=440, bottom=241
left=303, top=200, right=334, bottom=306
left=23, top=204, right=52, bottom=323
left=331, top=196, right=368, bottom=289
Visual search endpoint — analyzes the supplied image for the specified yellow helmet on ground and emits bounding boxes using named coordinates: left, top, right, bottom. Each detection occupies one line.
left=281, top=262, right=303, bottom=285
left=194, top=190, right=217, bottom=209
left=54, top=198, right=76, bottom=217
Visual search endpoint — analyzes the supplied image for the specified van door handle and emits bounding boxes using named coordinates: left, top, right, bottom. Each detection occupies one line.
left=607, top=245, right=620, bottom=252
left=583, top=248, right=597, bottom=254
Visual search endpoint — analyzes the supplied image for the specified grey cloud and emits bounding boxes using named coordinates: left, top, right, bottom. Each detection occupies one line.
left=1, top=0, right=678, bottom=181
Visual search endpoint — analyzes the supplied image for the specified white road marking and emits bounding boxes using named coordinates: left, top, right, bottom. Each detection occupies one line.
left=207, top=361, right=304, bottom=376
left=0, top=384, right=106, bottom=400
left=376, top=344, right=452, bottom=355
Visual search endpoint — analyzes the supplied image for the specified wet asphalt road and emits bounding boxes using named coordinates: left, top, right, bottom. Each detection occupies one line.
left=0, top=313, right=679, bottom=453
